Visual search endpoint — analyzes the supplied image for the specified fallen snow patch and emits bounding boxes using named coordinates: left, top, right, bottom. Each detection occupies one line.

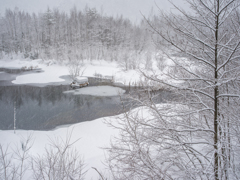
left=74, top=76, right=88, bottom=83
left=64, top=85, right=125, bottom=96
left=12, top=65, right=69, bottom=84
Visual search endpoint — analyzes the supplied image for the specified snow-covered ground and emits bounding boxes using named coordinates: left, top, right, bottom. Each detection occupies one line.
left=0, top=114, right=119, bottom=179
left=0, top=57, right=143, bottom=86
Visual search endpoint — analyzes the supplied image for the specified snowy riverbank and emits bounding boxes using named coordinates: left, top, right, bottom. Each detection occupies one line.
left=0, top=56, right=144, bottom=86
left=0, top=56, right=172, bottom=179
left=0, top=114, right=119, bottom=179
left=0, top=56, right=146, bottom=179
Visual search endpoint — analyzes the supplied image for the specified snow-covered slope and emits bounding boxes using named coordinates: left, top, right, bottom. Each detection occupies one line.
left=0, top=114, right=118, bottom=179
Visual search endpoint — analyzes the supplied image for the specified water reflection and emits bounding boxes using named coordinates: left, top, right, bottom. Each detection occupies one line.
left=0, top=85, right=128, bottom=130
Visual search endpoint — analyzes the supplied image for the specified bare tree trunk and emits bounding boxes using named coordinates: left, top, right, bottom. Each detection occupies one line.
left=214, top=2, right=220, bottom=179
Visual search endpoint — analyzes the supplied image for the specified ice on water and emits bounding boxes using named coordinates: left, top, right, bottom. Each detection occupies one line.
left=64, top=85, right=125, bottom=96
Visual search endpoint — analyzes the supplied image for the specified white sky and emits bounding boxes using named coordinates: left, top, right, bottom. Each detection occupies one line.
left=0, top=0, right=189, bottom=22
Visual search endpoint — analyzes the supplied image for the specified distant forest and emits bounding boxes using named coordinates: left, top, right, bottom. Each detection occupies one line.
left=0, top=7, right=160, bottom=66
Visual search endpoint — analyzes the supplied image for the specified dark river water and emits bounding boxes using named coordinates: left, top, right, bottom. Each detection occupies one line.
left=0, top=68, right=171, bottom=130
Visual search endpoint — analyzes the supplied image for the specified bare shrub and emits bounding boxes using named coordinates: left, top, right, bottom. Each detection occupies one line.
left=31, top=130, right=86, bottom=180
left=0, top=144, right=17, bottom=180
left=68, top=60, right=86, bottom=80
left=0, top=134, right=33, bottom=180
left=118, top=52, right=130, bottom=71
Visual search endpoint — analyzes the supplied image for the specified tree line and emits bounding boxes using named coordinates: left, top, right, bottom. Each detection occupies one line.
left=0, top=6, right=153, bottom=68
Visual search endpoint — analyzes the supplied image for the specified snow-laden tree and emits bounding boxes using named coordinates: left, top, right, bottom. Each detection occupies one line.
left=106, top=0, right=240, bottom=179
left=0, top=6, right=153, bottom=63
